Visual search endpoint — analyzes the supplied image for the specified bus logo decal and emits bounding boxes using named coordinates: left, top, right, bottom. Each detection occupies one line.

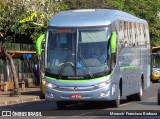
left=74, top=87, right=79, bottom=91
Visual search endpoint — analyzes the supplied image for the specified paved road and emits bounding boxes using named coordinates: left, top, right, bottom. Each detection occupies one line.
left=0, top=83, right=159, bottom=116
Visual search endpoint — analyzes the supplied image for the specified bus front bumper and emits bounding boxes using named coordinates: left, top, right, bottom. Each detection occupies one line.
left=45, top=84, right=118, bottom=101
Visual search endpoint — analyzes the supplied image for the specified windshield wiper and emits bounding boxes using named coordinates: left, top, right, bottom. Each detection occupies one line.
left=79, top=55, right=94, bottom=78
left=58, top=52, right=73, bottom=78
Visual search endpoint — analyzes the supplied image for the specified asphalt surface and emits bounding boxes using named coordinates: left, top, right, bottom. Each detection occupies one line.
left=0, top=83, right=160, bottom=117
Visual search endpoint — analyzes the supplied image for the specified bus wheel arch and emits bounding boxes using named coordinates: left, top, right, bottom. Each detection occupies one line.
left=141, top=74, right=144, bottom=90
left=134, top=74, right=144, bottom=101
left=119, top=78, right=122, bottom=96
left=111, top=78, right=122, bottom=108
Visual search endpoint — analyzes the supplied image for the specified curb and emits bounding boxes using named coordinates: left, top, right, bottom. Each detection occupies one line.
left=0, top=96, right=41, bottom=106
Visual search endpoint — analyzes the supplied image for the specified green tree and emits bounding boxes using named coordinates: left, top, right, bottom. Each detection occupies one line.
left=61, top=0, right=160, bottom=47
left=107, top=0, right=160, bottom=47
left=61, top=0, right=111, bottom=10
left=0, top=0, right=27, bottom=96
left=19, top=0, right=61, bottom=40
left=0, top=0, right=62, bottom=95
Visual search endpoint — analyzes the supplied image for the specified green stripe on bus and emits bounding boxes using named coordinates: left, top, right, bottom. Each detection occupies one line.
left=45, top=74, right=112, bottom=83
left=120, top=66, right=137, bottom=69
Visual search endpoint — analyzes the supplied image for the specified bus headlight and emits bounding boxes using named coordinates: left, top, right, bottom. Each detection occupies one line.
left=46, top=82, right=57, bottom=88
left=94, top=80, right=110, bottom=88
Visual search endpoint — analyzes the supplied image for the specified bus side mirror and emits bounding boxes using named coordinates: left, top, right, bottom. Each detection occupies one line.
left=110, top=32, right=117, bottom=54
left=35, top=34, right=45, bottom=55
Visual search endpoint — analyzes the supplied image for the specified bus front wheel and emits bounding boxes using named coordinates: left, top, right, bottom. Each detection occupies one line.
left=112, top=89, right=120, bottom=108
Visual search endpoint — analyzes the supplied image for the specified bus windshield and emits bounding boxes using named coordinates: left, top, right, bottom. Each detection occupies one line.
left=152, top=54, right=160, bottom=68
left=152, top=47, right=160, bottom=68
left=46, top=27, right=111, bottom=79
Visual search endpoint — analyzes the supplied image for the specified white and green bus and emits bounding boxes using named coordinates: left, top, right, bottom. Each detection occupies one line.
left=45, top=9, right=151, bottom=109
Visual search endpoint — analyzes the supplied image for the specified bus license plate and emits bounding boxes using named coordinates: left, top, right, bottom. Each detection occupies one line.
left=70, top=94, right=82, bottom=99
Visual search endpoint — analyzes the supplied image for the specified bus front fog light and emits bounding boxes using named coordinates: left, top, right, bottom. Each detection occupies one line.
left=100, top=90, right=109, bottom=97
left=46, top=92, right=54, bottom=98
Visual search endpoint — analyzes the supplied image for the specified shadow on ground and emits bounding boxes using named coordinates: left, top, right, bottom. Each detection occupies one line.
left=58, top=98, right=129, bottom=110
left=21, top=90, right=45, bottom=99
left=138, top=101, right=158, bottom=106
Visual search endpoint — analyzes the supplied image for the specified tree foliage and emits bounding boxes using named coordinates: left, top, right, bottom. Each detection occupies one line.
left=61, top=0, right=111, bottom=9
left=60, top=0, right=160, bottom=46
left=0, top=0, right=61, bottom=95
left=0, top=0, right=61, bottom=43
left=19, top=0, right=61, bottom=41
left=107, top=0, right=160, bottom=46
left=1, top=0, right=159, bottom=46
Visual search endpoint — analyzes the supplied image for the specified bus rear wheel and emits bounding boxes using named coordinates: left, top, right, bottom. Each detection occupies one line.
left=56, top=101, right=66, bottom=109
left=127, top=95, right=134, bottom=101
left=134, top=80, right=143, bottom=101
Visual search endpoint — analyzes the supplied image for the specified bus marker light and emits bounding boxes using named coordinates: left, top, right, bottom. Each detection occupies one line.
left=46, top=92, right=54, bottom=98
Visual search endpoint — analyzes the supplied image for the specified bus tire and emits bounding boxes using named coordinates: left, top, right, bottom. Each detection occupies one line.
left=134, top=80, right=143, bottom=101
left=56, top=101, right=66, bottom=109
left=151, top=80, right=157, bottom=83
left=127, top=95, right=134, bottom=101
left=112, top=89, right=120, bottom=108
left=158, top=87, right=160, bottom=105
